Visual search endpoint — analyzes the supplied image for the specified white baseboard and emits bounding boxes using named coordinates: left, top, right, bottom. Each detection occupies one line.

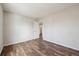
left=0, top=46, right=3, bottom=54
left=43, top=39, right=79, bottom=51
left=4, top=38, right=39, bottom=46
left=4, top=39, right=33, bottom=46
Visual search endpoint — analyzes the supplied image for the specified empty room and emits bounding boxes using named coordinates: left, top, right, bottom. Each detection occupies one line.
left=0, top=3, right=79, bottom=56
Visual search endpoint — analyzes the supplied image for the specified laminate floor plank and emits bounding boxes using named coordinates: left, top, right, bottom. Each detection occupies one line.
left=1, top=39, right=79, bottom=56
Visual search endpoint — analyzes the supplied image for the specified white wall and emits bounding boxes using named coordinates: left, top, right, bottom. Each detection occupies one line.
left=0, top=4, right=3, bottom=54
left=3, top=12, right=34, bottom=46
left=32, top=21, right=40, bottom=39
left=42, top=5, right=79, bottom=50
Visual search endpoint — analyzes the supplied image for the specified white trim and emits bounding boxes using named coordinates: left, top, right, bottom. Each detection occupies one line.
left=0, top=46, right=3, bottom=54
left=44, top=39, right=79, bottom=51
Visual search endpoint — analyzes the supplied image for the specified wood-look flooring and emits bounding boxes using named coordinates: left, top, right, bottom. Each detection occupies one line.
left=1, top=33, right=79, bottom=56
left=1, top=39, right=79, bottom=56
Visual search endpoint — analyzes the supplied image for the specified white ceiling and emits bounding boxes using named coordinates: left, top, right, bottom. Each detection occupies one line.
left=2, top=3, right=77, bottom=19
